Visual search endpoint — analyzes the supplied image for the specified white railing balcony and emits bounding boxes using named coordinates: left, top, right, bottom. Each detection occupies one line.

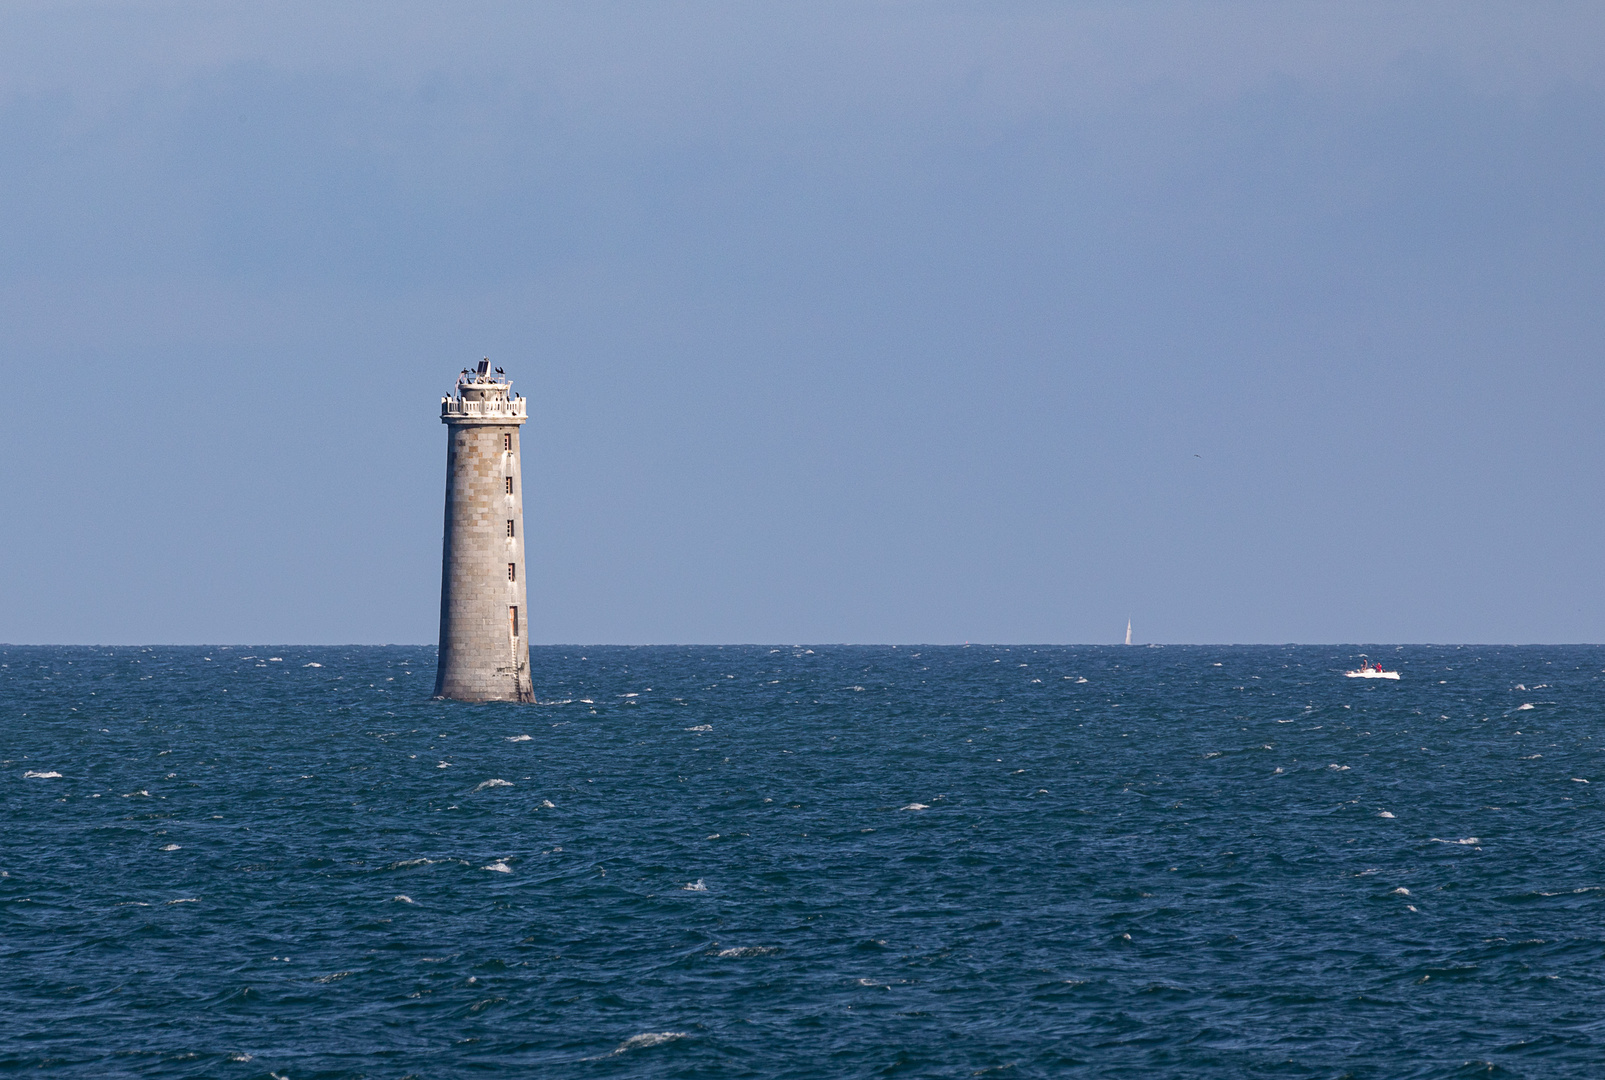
left=441, top=396, right=528, bottom=420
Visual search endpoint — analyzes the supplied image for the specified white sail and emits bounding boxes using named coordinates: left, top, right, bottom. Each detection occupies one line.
left=1125, top=619, right=1132, bottom=646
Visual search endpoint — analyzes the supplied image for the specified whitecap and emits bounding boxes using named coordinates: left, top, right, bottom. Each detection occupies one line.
left=268, top=657, right=282, bottom=662
left=437, top=761, right=451, bottom=768
left=388, top=857, right=434, bottom=869
left=303, top=662, right=322, bottom=668
left=716, top=946, right=777, bottom=957
left=900, top=803, right=929, bottom=811
left=1573, top=778, right=1590, bottom=784
left=22, top=770, right=61, bottom=779
left=167, top=898, right=199, bottom=904
left=1430, top=837, right=1481, bottom=845
left=475, top=779, right=513, bottom=790
left=393, top=895, right=414, bottom=903
left=227, top=1053, right=252, bottom=1062
left=616, top=1032, right=687, bottom=1052
left=685, top=724, right=712, bottom=732
left=582, top=1031, right=689, bottom=1059
left=122, top=790, right=150, bottom=797
left=482, top=860, right=513, bottom=873
left=1516, top=703, right=1536, bottom=710
left=1392, top=887, right=1410, bottom=895
left=505, top=735, right=532, bottom=742
left=1328, top=764, right=1350, bottom=771
left=540, top=799, right=556, bottom=808
left=160, top=843, right=181, bottom=851
left=1378, top=811, right=1395, bottom=819
left=683, top=879, right=708, bottom=891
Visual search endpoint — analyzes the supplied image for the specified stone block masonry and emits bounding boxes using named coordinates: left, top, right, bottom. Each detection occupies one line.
left=434, top=360, right=534, bottom=702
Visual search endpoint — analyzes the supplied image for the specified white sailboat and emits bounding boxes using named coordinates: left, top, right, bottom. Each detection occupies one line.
left=1344, top=654, right=1400, bottom=680
left=1124, top=619, right=1133, bottom=646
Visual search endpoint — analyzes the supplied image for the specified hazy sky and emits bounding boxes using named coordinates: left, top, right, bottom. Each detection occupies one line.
left=2, top=2, right=1602, bottom=645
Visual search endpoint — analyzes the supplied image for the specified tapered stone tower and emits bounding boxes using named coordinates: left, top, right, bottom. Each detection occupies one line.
left=434, top=359, right=535, bottom=702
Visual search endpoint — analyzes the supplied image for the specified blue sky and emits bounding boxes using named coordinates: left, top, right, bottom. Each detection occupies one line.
left=1, top=2, right=1602, bottom=644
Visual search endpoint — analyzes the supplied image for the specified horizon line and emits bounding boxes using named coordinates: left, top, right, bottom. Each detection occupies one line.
left=2, top=642, right=1599, bottom=649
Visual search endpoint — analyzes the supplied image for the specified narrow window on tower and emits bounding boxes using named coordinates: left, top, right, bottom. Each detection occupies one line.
left=504, top=433, right=512, bottom=451
left=510, top=606, right=519, bottom=638
left=505, top=476, right=513, bottom=495
left=506, top=520, right=515, bottom=537
left=508, top=563, right=516, bottom=582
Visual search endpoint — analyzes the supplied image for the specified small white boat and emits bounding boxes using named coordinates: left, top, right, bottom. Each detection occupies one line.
left=1345, top=655, right=1400, bottom=680
left=1125, top=619, right=1133, bottom=646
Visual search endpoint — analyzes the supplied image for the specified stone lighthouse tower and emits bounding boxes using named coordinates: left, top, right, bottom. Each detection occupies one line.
left=434, top=359, right=534, bottom=702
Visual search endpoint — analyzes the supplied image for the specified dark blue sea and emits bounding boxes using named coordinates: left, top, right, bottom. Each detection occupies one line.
left=4, top=645, right=1605, bottom=1078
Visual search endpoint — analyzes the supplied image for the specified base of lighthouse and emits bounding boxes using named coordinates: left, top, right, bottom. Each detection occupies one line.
left=433, top=361, right=535, bottom=704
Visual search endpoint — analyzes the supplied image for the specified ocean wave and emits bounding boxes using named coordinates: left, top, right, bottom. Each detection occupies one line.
left=601, top=1032, right=687, bottom=1057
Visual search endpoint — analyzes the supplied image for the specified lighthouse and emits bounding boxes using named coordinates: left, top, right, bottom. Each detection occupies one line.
left=434, top=359, right=535, bottom=702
